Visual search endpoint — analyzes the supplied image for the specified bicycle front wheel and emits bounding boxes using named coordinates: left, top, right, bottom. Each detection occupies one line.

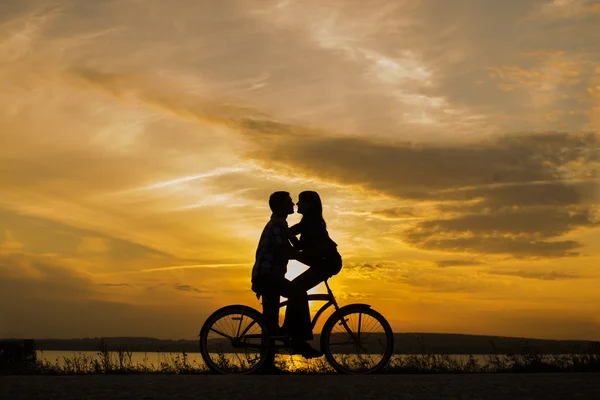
left=199, top=305, right=269, bottom=374
left=320, top=305, right=394, bottom=374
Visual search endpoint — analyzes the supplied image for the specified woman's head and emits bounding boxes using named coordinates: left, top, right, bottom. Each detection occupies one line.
left=297, top=191, right=326, bottom=226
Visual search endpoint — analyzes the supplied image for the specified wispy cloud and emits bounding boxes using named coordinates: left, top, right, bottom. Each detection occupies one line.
left=141, top=166, right=249, bottom=190
left=486, top=269, right=582, bottom=280
left=98, top=264, right=249, bottom=276
left=2, top=0, right=600, bottom=339
left=436, top=259, right=485, bottom=268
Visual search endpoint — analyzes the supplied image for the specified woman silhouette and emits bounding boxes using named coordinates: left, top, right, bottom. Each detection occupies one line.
left=278, top=191, right=342, bottom=345
left=289, top=191, right=342, bottom=278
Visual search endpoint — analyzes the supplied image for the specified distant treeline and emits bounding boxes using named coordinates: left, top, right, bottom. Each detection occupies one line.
left=12, top=333, right=598, bottom=354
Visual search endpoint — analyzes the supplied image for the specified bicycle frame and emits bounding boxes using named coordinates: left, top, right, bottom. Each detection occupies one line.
left=233, top=280, right=364, bottom=351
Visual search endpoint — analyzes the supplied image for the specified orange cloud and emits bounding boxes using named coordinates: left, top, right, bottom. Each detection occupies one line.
left=77, top=237, right=111, bottom=254
left=2, top=0, right=600, bottom=340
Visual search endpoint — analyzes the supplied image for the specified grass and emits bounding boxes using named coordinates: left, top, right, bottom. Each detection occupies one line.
left=34, top=339, right=207, bottom=375
left=3, top=339, right=600, bottom=375
left=385, top=340, right=600, bottom=374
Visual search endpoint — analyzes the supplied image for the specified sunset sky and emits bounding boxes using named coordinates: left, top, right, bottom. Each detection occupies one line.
left=1, top=0, right=599, bottom=341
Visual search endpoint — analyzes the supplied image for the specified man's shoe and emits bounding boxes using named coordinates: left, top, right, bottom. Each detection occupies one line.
left=301, top=345, right=323, bottom=359
left=290, top=341, right=323, bottom=359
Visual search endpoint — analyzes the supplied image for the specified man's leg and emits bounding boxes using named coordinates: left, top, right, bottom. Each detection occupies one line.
left=260, top=287, right=281, bottom=371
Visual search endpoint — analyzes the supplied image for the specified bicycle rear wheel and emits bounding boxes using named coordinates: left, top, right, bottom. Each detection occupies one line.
left=320, top=305, right=394, bottom=374
left=199, top=305, right=269, bottom=374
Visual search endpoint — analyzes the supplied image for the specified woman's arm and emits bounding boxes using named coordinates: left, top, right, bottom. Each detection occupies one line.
left=289, top=222, right=302, bottom=236
left=286, top=225, right=301, bottom=248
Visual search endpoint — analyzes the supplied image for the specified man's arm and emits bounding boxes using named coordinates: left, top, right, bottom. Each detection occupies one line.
left=272, top=223, right=299, bottom=260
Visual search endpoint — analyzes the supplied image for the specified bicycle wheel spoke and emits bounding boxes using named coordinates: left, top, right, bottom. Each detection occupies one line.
left=239, top=320, right=257, bottom=338
left=200, top=306, right=268, bottom=374
left=235, top=309, right=245, bottom=337
left=210, top=327, right=232, bottom=340
left=362, top=316, right=377, bottom=332
left=226, top=315, right=235, bottom=338
left=322, top=307, right=393, bottom=374
left=358, top=312, right=362, bottom=342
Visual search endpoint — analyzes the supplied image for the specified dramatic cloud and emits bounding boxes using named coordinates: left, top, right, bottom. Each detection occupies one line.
left=240, top=127, right=599, bottom=257
left=436, top=260, right=485, bottom=268
left=1, top=0, right=600, bottom=339
left=486, top=269, right=582, bottom=280
left=243, top=126, right=598, bottom=198
left=371, top=207, right=418, bottom=220
left=404, top=207, right=598, bottom=257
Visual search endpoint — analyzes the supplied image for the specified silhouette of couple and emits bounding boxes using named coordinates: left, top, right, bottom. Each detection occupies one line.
left=251, top=191, right=342, bottom=368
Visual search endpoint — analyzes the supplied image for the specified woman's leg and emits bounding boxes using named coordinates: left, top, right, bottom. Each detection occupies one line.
left=257, top=275, right=321, bottom=357
left=292, top=265, right=330, bottom=293
left=279, top=280, right=312, bottom=341
left=280, top=264, right=331, bottom=341
left=279, top=279, right=322, bottom=357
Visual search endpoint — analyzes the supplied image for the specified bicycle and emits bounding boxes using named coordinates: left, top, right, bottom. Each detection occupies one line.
left=198, top=279, right=394, bottom=374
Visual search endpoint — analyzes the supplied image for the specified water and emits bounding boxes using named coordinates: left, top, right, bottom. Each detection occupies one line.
left=37, top=350, right=494, bottom=370
left=36, top=350, right=328, bottom=371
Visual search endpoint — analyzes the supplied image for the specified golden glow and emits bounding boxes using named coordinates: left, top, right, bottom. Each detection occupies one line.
left=1, top=0, right=599, bottom=341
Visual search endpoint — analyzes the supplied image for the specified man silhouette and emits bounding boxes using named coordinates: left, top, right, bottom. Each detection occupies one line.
left=251, top=191, right=322, bottom=372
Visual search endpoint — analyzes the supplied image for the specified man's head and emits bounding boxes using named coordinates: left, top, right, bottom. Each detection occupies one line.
left=269, top=191, right=295, bottom=216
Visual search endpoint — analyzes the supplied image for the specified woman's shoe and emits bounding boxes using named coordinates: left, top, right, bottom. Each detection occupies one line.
left=290, top=341, right=323, bottom=359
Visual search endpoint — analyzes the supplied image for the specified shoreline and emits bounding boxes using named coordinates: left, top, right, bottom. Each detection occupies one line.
left=9, top=333, right=596, bottom=355
left=4, top=339, right=600, bottom=375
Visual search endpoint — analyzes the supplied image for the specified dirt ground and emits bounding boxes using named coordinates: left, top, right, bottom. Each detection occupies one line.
left=1, top=373, right=599, bottom=400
